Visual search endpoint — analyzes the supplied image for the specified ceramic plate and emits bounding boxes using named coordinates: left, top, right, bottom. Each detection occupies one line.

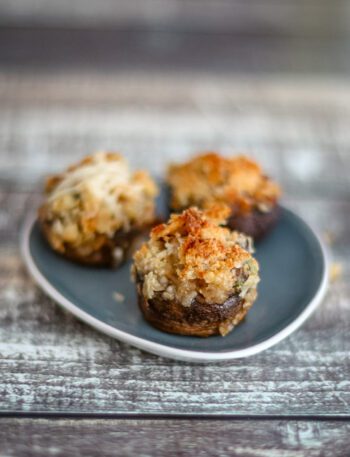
left=21, top=199, right=328, bottom=362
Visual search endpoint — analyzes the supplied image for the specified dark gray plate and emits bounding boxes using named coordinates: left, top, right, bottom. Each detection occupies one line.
left=21, top=204, right=328, bottom=362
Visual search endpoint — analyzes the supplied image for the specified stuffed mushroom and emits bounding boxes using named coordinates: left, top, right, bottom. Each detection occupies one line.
left=39, top=151, right=158, bottom=267
left=167, top=152, right=281, bottom=240
left=132, top=205, right=259, bottom=337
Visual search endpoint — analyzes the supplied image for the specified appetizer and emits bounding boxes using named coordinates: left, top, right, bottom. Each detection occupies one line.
left=167, top=152, right=281, bottom=239
left=132, top=205, right=259, bottom=337
left=39, top=151, right=158, bottom=267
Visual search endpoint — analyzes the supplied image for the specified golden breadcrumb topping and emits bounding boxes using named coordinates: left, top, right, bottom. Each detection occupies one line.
left=132, top=206, right=259, bottom=306
left=167, top=152, right=281, bottom=215
left=39, top=151, right=158, bottom=254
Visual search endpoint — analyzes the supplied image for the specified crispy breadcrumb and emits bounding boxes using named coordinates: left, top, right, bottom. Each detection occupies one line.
left=132, top=206, right=259, bottom=306
left=167, top=152, right=281, bottom=215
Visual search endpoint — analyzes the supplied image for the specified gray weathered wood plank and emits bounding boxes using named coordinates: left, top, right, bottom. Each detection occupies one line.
left=0, top=72, right=349, bottom=197
left=2, top=29, right=348, bottom=75
left=0, top=0, right=348, bottom=41
left=0, top=190, right=349, bottom=415
left=1, top=418, right=350, bottom=457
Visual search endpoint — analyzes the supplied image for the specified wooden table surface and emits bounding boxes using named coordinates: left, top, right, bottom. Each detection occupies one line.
left=0, top=70, right=349, bottom=455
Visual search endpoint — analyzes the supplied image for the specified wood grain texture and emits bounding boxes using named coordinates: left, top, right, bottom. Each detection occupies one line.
left=0, top=30, right=349, bottom=78
left=0, top=72, right=349, bottom=416
left=0, top=72, right=350, bottom=194
left=1, top=418, right=350, bottom=457
left=0, top=0, right=347, bottom=38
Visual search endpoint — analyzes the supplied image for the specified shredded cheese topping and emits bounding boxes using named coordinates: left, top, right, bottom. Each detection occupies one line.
left=40, top=151, right=158, bottom=254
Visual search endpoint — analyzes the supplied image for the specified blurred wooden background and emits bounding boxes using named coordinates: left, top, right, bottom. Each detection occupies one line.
left=0, top=0, right=349, bottom=73
left=0, top=0, right=348, bottom=37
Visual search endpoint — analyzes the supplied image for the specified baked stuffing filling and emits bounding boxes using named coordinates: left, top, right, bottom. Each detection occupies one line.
left=132, top=205, right=260, bottom=308
left=167, top=152, right=281, bottom=215
left=39, top=152, right=158, bottom=256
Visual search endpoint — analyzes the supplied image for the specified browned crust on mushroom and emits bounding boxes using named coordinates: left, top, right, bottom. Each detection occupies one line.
left=169, top=201, right=280, bottom=240
left=167, top=152, right=281, bottom=238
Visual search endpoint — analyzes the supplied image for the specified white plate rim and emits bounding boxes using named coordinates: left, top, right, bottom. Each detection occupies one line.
left=20, top=211, right=329, bottom=363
